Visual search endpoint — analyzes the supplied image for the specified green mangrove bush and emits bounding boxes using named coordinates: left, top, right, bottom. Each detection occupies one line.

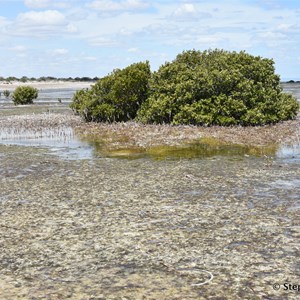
left=70, top=61, right=151, bottom=122
left=137, top=49, right=299, bottom=126
left=12, top=86, right=38, bottom=105
left=3, top=90, right=10, bottom=98
left=71, top=49, right=299, bottom=126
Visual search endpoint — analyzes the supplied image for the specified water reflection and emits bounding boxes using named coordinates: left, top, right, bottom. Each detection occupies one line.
left=0, top=126, right=93, bottom=160
left=276, top=143, right=300, bottom=162
left=86, top=137, right=279, bottom=160
left=0, top=125, right=299, bottom=161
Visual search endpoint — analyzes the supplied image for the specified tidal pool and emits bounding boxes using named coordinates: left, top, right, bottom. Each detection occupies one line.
left=1, top=124, right=299, bottom=163
left=85, top=137, right=279, bottom=160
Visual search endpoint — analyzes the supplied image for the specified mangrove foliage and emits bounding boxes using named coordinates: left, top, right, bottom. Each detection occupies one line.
left=12, top=86, right=38, bottom=105
left=70, top=49, right=299, bottom=126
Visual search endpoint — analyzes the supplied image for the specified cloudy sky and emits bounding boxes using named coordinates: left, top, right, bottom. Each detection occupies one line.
left=0, top=0, right=299, bottom=79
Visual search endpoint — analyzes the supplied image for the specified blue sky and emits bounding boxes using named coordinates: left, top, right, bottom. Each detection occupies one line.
left=0, top=0, right=299, bottom=79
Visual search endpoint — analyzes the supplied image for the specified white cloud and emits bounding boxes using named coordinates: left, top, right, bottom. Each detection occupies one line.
left=276, top=22, right=300, bottom=35
left=10, top=45, right=27, bottom=52
left=0, top=16, right=8, bottom=25
left=1, top=0, right=300, bottom=79
left=66, top=24, right=78, bottom=33
left=258, top=31, right=286, bottom=39
left=169, top=3, right=212, bottom=21
left=52, top=48, right=68, bottom=55
left=10, top=10, right=77, bottom=37
left=277, top=23, right=292, bottom=31
left=127, top=47, right=139, bottom=52
left=0, top=16, right=9, bottom=36
left=24, top=0, right=50, bottom=8
left=24, top=0, right=69, bottom=9
left=87, top=0, right=150, bottom=15
left=17, top=10, right=66, bottom=26
left=173, top=4, right=197, bottom=17
left=88, top=36, right=119, bottom=47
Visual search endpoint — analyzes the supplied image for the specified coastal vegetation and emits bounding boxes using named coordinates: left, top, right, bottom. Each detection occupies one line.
left=71, top=49, right=299, bottom=126
left=12, top=86, right=38, bottom=105
left=3, top=90, right=10, bottom=98
left=70, top=61, right=151, bottom=122
left=0, top=76, right=98, bottom=82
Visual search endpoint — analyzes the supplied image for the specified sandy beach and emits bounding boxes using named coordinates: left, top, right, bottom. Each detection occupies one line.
left=0, top=80, right=92, bottom=91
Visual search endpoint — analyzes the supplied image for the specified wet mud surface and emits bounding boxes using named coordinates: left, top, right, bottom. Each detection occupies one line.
left=1, top=143, right=300, bottom=299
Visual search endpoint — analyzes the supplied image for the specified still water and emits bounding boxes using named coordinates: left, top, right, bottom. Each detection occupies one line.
left=0, top=122, right=299, bottom=162
left=281, top=82, right=300, bottom=101
left=0, top=86, right=86, bottom=104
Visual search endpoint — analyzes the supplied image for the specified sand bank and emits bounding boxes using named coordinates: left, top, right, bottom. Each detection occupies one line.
left=0, top=80, right=92, bottom=90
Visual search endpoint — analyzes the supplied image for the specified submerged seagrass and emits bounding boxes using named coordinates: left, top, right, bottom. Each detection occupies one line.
left=0, top=102, right=299, bottom=299
left=1, top=143, right=299, bottom=299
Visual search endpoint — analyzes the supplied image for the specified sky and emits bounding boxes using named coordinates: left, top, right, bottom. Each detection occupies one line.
left=0, top=0, right=299, bottom=80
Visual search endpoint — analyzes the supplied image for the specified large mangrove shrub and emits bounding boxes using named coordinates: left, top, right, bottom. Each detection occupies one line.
left=137, top=49, right=299, bottom=126
left=12, top=86, right=38, bottom=105
left=70, top=61, right=151, bottom=122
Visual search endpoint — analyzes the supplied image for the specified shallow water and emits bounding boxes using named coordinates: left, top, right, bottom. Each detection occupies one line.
left=0, top=86, right=87, bottom=104
left=281, top=82, right=300, bottom=101
left=0, top=143, right=299, bottom=299
left=0, top=125, right=299, bottom=162
left=0, top=82, right=298, bottom=105
left=0, top=126, right=93, bottom=160
left=0, top=84, right=300, bottom=299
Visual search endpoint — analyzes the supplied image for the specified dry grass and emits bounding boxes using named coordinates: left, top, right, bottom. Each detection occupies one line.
left=0, top=113, right=81, bottom=141
left=0, top=113, right=81, bottom=131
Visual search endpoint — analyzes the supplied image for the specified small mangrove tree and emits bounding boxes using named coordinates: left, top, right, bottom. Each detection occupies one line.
left=70, top=61, right=151, bottom=122
left=12, top=86, right=38, bottom=105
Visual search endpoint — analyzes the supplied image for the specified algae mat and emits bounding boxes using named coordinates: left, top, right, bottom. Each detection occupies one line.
left=0, top=144, right=299, bottom=299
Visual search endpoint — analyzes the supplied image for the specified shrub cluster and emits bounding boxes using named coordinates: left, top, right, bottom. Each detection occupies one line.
left=70, top=61, right=151, bottom=122
left=71, top=49, right=299, bottom=126
left=12, top=86, right=38, bottom=105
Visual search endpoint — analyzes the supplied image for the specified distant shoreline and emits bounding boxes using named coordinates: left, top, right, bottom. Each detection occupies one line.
left=0, top=80, right=93, bottom=90
left=1, top=80, right=299, bottom=91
